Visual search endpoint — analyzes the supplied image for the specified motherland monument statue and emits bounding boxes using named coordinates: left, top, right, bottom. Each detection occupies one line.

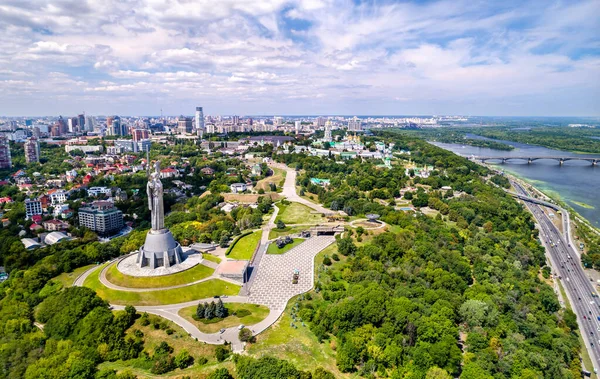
left=136, top=160, right=183, bottom=269
left=147, top=161, right=165, bottom=232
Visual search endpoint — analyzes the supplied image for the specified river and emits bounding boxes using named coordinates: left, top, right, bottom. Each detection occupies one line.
left=431, top=137, right=600, bottom=227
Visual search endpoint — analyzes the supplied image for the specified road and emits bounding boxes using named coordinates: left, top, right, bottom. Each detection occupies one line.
left=513, top=180, right=600, bottom=370
left=277, top=164, right=331, bottom=214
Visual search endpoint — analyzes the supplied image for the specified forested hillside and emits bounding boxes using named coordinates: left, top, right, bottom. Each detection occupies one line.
left=275, top=131, right=582, bottom=378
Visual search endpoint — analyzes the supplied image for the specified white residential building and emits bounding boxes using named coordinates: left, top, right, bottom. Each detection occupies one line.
left=87, top=187, right=112, bottom=197
left=230, top=183, right=247, bottom=193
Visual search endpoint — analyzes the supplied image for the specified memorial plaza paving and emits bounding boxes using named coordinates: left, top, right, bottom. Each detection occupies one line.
left=248, top=235, right=335, bottom=310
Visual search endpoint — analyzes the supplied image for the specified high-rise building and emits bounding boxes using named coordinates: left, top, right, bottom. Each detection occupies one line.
left=132, top=128, right=149, bottom=141
left=316, top=117, right=326, bottom=128
left=324, top=120, right=332, bottom=142
left=78, top=114, right=85, bottom=131
left=68, top=117, right=78, bottom=133
left=177, top=116, right=193, bottom=134
left=232, top=115, right=240, bottom=125
left=24, top=137, right=40, bottom=163
left=86, top=116, right=96, bottom=131
left=78, top=201, right=124, bottom=236
left=0, top=135, right=11, bottom=169
left=348, top=116, right=362, bottom=132
left=107, top=116, right=127, bottom=136
left=195, top=107, right=204, bottom=137
left=295, top=120, right=301, bottom=134
left=57, top=116, right=67, bottom=135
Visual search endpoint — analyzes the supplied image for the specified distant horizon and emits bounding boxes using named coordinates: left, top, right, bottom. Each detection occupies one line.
left=2, top=114, right=600, bottom=120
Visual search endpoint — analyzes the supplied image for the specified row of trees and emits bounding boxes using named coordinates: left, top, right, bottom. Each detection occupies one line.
left=196, top=298, right=228, bottom=320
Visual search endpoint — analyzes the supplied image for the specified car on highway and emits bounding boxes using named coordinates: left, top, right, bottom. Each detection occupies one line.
left=238, top=324, right=245, bottom=330
left=219, top=328, right=225, bottom=334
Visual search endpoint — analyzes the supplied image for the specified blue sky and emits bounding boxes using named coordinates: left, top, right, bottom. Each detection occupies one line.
left=0, top=0, right=598, bottom=116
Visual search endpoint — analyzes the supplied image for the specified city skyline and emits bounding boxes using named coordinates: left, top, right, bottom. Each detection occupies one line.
left=0, top=0, right=599, bottom=117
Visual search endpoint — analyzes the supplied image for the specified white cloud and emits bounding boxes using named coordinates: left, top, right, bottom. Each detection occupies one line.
left=0, top=0, right=597, bottom=115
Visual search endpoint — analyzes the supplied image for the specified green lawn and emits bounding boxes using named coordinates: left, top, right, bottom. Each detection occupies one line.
left=228, top=230, right=262, bottom=260
left=179, top=303, right=270, bottom=333
left=276, top=202, right=324, bottom=224
left=267, top=238, right=305, bottom=255
left=84, top=264, right=240, bottom=306
left=105, top=262, right=214, bottom=288
left=268, top=226, right=307, bottom=240
left=246, top=296, right=344, bottom=377
left=52, top=264, right=97, bottom=288
left=202, top=254, right=222, bottom=264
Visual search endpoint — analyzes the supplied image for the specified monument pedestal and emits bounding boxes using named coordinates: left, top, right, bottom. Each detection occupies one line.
left=136, top=229, right=183, bottom=269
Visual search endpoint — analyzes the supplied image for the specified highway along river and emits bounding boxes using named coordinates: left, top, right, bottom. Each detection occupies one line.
left=432, top=137, right=600, bottom=227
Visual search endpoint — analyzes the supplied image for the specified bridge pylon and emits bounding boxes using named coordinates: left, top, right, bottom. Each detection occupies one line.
left=528, top=158, right=532, bottom=164
left=559, top=158, right=564, bottom=165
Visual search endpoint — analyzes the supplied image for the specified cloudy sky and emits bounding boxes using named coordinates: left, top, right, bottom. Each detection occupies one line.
left=0, top=0, right=599, bottom=117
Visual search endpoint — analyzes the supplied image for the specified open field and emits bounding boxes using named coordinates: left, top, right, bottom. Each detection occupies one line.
left=98, top=313, right=234, bottom=378
left=222, top=193, right=281, bottom=203
left=276, top=202, right=324, bottom=224
left=245, top=296, right=345, bottom=377
left=267, top=238, right=305, bottom=255
left=255, top=167, right=286, bottom=192
left=84, top=264, right=240, bottom=306
left=52, top=264, right=96, bottom=288
left=105, top=262, right=214, bottom=288
left=179, top=303, right=270, bottom=333
left=228, top=230, right=262, bottom=260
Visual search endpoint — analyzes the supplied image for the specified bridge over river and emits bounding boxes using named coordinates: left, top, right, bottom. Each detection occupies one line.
left=469, top=156, right=598, bottom=165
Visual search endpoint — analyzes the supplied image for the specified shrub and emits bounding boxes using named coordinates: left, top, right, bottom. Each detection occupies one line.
left=215, top=345, right=230, bottom=362
left=323, top=257, right=332, bottom=266
left=207, top=368, right=233, bottom=379
left=239, top=327, right=253, bottom=342
left=165, top=328, right=174, bottom=335
left=175, top=349, right=194, bottom=369
left=151, top=355, right=175, bottom=375
left=332, top=253, right=340, bottom=261
left=196, top=356, right=208, bottom=366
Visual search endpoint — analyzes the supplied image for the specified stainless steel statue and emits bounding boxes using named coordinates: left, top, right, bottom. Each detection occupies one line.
left=137, top=161, right=183, bottom=269
left=147, top=161, right=165, bottom=231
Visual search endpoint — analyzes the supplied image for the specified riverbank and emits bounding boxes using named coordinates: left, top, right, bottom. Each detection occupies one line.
left=482, top=162, right=600, bottom=271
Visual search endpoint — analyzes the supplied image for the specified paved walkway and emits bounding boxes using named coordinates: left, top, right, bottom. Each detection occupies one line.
left=248, top=235, right=335, bottom=310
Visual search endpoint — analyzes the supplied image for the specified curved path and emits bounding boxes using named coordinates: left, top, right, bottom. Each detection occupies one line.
left=278, top=165, right=331, bottom=214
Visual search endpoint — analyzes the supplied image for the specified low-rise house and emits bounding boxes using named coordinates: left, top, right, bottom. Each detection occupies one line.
left=43, top=219, right=69, bottom=231
left=48, top=189, right=68, bottom=205
left=160, top=167, right=179, bottom=179
left=251, top=164, right=262, bottom=176
left=230, top=183, right=247, bottom=193
left=201, top=167, right=215, bottom=175
left=88, top=187, right=112, bottom=197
